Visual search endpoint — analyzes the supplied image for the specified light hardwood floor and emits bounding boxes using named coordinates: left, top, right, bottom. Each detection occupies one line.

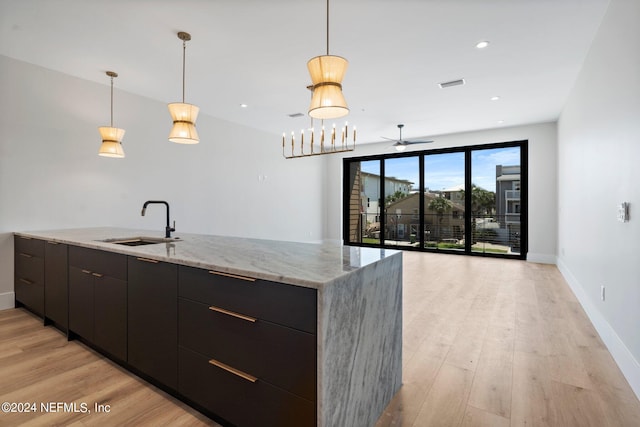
left=0, top=310, right=220, bottom=426
left=376, top=252, right=640, bottom=427
left=1, top=252, right=640, bottom=426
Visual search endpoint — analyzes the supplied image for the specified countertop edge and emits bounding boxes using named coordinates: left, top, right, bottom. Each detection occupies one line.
left=13, top=229, right=402, bottom=290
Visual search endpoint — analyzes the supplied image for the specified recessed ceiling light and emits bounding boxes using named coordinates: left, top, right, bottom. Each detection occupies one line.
left=491, top=96, right=500, bottom=101
left=476, top=41, right=490, bottom=49
left=497, top=120, right=505, bottom=124
left=240, top=103, right=248, bottom=108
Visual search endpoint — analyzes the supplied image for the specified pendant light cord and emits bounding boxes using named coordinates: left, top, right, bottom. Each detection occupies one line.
left=326, top=0, right=330, bottom=55
left=110, top=75, right=114, bottom=127
left=182, top=39, right=186, bottom=103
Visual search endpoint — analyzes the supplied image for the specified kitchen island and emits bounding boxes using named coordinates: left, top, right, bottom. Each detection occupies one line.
left=13, top=227, right=402, bottom=427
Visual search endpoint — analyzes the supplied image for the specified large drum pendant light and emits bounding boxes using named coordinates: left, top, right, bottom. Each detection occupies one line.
left=168, top=31, right=200, bottom=144
left=308, top=0, right=349, bottom=119
left=98, top=71, right=125, bottom=158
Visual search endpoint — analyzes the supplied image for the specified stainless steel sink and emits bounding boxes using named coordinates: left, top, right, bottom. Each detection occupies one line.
left=100, top=237, right=180, bottom=246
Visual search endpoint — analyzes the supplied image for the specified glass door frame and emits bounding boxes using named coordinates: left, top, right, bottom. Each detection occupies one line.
left=342, top=140, right=528, bottom=260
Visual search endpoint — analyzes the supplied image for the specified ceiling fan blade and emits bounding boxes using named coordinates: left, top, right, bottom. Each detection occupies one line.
left=387, top=124, right=434, bottom=149
left=381, top=136, right=396, bottom=141
left=405, top=140, right=434, bottom=145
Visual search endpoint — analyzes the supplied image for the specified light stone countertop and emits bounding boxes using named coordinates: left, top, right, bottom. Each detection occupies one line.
left=14, top=227, right=401, bottom=289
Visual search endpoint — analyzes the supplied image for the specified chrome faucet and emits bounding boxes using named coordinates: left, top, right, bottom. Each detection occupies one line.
left=141, top=200, right=175, bottom=238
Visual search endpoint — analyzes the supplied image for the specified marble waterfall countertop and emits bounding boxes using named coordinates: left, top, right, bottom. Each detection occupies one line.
left=14, top=227, right=401, bottom=289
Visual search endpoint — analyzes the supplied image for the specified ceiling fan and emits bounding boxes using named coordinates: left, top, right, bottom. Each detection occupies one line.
left=382, top=124, right=434, bottom=151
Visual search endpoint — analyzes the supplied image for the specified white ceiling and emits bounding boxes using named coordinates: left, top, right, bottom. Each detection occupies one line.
left=0, top=0, right=610, bottom=145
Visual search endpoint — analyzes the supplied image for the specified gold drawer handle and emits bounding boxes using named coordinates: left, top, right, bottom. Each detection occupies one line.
left=46, top=241, right=59, bottom=245
left=92, top=272, right=104, bottom=278
left=208, top=358, right=257, bottom=383
left=137, top=257, right=159, bottom=264
left=19, top=253, right=33, bottom=258
left=208, top=270, right=256, bottom=282
left=19, top=236, right=32, bottom=240
left=19, top=278, right=34, bottom=285
left=81, top=269, right=92, bottom=274
left=209, top=305, right=257, bottom=323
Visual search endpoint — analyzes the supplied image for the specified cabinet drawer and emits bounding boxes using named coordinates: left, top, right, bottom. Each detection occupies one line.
left=14, top=237, right=45, bottom=316
left=179, top=298, right=316, bottom=401
left=15, top=252, right=44, bottom=285
left=15, top=236, right=45, bottom=258
left=69, top=246, right=126, bottom=280
left=15, top=250, right=44, bottom=316
left=179, top=346, right=315, bottom=427
left=179, top=265, right=316, bottom=334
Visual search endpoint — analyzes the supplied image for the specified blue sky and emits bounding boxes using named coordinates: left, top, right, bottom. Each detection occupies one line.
left=361, top=147, right=520, bottom=193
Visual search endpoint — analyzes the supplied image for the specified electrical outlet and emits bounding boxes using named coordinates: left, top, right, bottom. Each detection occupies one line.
left=601, top=285, right=605, bottom=301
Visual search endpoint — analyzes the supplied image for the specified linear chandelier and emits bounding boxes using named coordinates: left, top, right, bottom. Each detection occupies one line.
left=168, top=31, right=199, bottom=144
left=283, top=119, right=355, bottom=159
left=98, top=71, right=125, bottom=158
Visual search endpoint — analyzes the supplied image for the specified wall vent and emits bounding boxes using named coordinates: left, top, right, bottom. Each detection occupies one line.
left=438, top=79, right=465, bottom=89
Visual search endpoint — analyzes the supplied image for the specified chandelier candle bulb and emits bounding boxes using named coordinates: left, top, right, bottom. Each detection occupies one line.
left=281, top=120, right=355, bottom=159
left=353, top=126, right=356, bottom=143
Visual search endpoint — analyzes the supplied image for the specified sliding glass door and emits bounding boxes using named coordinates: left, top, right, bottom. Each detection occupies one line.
left=423, top=152, right=466, bottom=252
left=344, top=140, right=527, bottom=259
left=383, top=157, right=419, bottom=247
left=471, top=146, right=523, bottom=256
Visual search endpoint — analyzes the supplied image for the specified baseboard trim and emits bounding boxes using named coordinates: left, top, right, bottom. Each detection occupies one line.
left=0, top=292, right=15, bottom=311
left=557, top=258, right=640, bottom=401
left=526, top=252, right=557, bottom=264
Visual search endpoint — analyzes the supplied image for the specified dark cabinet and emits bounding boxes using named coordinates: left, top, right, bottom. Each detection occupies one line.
left=178, top=265, right=317, bottom=427
left=14, top=236, right=45, bottom=317
left=128, top=256, right=178, bottom=390
left=179, top=298, right=316, bottom=401
left=179, top=346, right=315, bottom=427
left=69, top=266, right=94, bottom=340
left=94, top=274, right=127, bottom=359
left=68, top=246, right=127, bottom=361
left=15, top=235, right=321, bottom=427
left=44, top=241, right=68, bottom=330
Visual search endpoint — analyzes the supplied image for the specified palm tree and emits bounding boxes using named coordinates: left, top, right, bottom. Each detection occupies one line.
left=385, top=190, right=407, bottom=206
left=427, top=196, right=452, bottom=242
left=458, top=185, right=495, bottom=215
left=428, top=196, right=452, bottom=221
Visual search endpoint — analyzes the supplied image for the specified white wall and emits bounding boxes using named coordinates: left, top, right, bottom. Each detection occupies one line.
left=557, top=0, right=640, bottom=398
left=0, top=55, right=325, bottom=309
left=323, top=122, right=559, bottom=263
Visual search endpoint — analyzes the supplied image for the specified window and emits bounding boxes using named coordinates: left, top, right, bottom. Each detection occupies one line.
left=343, top=140, right=527, bottom=259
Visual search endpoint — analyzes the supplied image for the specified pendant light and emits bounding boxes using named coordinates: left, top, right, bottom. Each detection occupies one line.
left=307, top=0, right=349, bottom=119
left=168, top=31, right=199, bottom=144
left=98, top=71, right=125, bottom=158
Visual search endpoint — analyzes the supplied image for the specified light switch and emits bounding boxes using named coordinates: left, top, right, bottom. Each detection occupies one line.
left=617, top=202, right=629, bottom=222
